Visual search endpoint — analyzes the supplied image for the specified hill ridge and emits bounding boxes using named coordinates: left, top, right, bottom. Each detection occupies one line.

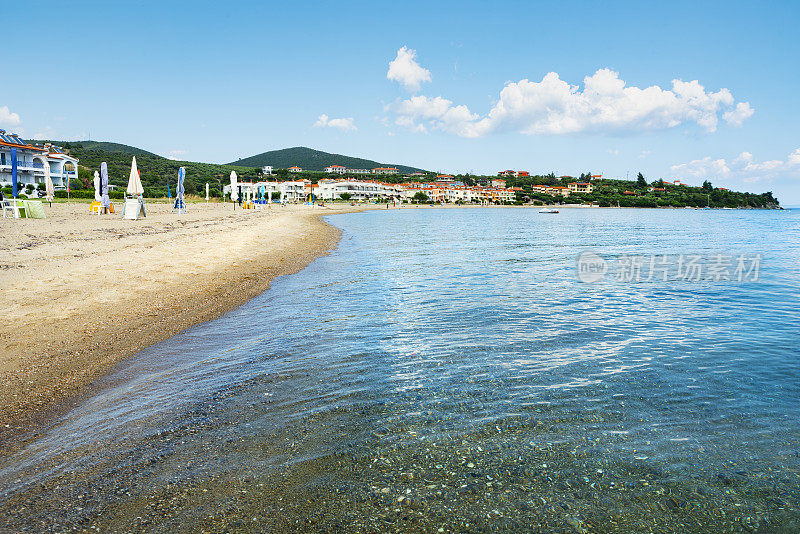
left=228, top=146, right=426, bottom=173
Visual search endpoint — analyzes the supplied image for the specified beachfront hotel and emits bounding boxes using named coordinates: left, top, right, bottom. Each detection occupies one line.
left=0, top=130, right=79, bottom=191
left=317, top=179, right=403, bottom=200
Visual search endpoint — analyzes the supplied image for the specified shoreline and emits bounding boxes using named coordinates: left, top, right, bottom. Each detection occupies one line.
left=0, top=202, right=371, bottom=450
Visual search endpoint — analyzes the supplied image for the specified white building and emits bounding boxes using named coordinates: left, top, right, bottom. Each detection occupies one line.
left=0, top=131, right=78, bottom=193
left=287, top=166, right=302, bottom=173
left=318, top=179, right=402, bottom=201
left=372, top=167, right=399, bottom=175
left=324, top=165, right=346, bottom=174
left=262, top=165, right=273, bottom=176
left=224, top=180, right=310, bottom=202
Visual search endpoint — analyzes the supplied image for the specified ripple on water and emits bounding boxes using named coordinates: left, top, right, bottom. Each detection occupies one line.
left=1, top=207, right=799, bottom=532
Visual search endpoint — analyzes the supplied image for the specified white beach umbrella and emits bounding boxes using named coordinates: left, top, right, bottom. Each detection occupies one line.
left=44, top=162, right=55, bottom=204
left=93, top=170, right=101, bottom=202
left=205, top=182, right=209, bottom=203
left=126, top=156, right=144, bottom=196
left=230, top=171, right=238, bottom=202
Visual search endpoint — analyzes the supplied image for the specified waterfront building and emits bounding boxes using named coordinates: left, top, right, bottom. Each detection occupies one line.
left=318, top=179, right=403, bottom=201
left=0, top=131, right=78, bottom=192
left=532, top=184, right=571, bottom=197
left=372, top=167, right=399, bottom=175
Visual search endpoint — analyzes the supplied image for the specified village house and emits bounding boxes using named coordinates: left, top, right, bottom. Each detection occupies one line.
left=568, top=182, right=594, bottom=193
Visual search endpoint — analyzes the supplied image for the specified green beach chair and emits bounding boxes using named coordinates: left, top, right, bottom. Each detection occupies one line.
left=24, top=200, right=46, bottom=219
left=15, top=200, right=27, bottom=219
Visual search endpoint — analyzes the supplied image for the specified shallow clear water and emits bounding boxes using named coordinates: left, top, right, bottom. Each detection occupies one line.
left=2, top=207, right=799, bottom=532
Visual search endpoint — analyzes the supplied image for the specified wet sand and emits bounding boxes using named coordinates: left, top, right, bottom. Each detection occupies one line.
left=0, top=201, right=368, bottom=445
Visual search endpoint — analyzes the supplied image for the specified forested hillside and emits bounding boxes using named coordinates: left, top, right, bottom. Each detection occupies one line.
left=229, top=146, right=426, bottom=174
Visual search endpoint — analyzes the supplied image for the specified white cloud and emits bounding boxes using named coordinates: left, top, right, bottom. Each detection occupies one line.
left=391, top=68, right=753, bottom=137
left=606, top=148, right=619, bottom=155
left=167, top=149, right=187, bottom=161
left=638, top=150, right=651, bottom=159
left=671, top=148, right=800, bottom=184
left=670, top=157, right=731, bottom=180
left=387, top=46, right=432, bottom=92
left=722, top=102, right=754, bottom=127
left=0, top=105, right=22, bottom=127
left=313, top=114, right=357, bottom=132
left=733, top=151, right=753, bottom=165
left=30, top=127, right=86, bottom=141
left=391, top=96, right=478, bottom=136
left=32, top=126, right=56, bottom=139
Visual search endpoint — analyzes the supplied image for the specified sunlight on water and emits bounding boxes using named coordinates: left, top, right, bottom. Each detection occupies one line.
left=1, top=207, right=799, bottom=532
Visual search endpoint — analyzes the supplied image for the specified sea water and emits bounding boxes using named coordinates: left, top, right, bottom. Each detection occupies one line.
left=1, top=207, right=799, bottom=532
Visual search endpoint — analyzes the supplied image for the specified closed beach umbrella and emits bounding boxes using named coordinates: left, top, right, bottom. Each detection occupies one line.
left=174, top=166, right=186, bottom=213
left=177, top=167, right=185, bottom=197
left=167, top=181, right=171, bottom=199
left=205, top=182, right=209, bottom=203
left=230, top=171, right=238, bottom=202
left=10, top=147, right=17, bottom=198
left=126, top=156, right=144, bottom=196
left=93, top=171, right=101, bottom=202
left=100, top=162, right=110, bottom=208
left=44, top=161, right=54, bottom=205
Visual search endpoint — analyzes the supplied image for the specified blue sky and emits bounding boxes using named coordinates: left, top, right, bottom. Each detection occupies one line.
left=3, top=0, right=799, bottom=203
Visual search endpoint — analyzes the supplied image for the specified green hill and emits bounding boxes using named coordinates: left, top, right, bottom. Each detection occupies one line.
left=33, top=140, right=260, bottom=198
left=229, top=146, right=426, bottom=173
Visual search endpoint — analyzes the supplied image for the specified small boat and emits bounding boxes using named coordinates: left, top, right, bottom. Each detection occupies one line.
left=539, top=208, right=559, bottom=214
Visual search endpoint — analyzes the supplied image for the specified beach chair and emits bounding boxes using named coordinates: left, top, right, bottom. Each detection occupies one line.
left=1, top=199, right=15, bottom=218
left=122, top=197, right=147, bottom=220
left=90, top=201, right=103, bottom=215
left=24, top=200, right=46, bottom=219
left=7, top=200, right=28, bottom=218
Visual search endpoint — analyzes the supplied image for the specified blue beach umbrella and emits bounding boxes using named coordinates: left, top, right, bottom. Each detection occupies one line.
left=10, top=147, right=17, bottom=198
left=167, top=181, right=171, bottom=199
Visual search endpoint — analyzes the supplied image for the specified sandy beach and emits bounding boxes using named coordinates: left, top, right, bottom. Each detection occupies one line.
left=0, top=201, right=367, bottom=445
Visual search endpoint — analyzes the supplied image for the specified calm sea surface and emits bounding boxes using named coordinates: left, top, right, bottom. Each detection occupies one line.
left=2, top=207, right=799, bottom=533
